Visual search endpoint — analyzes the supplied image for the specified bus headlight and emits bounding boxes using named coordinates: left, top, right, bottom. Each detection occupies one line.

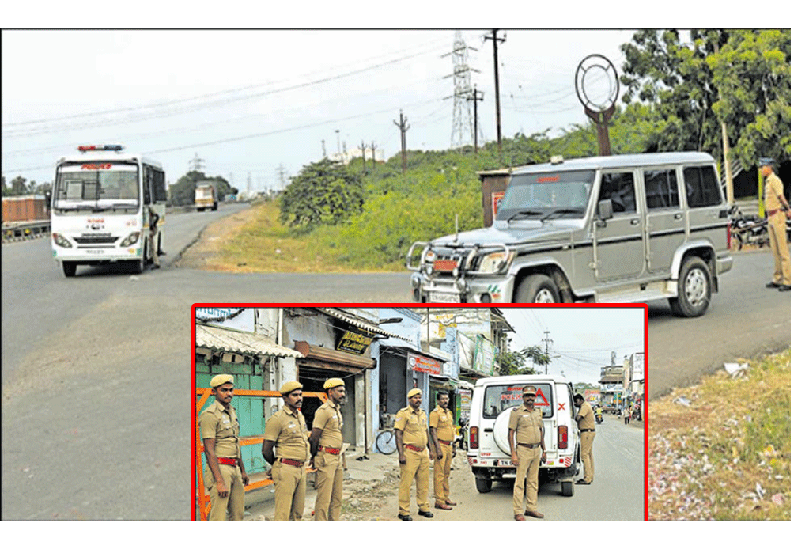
left=476, top=250, right=514, bottom=274
left=52, top=233, right=72, bottom=248
left=120, top=232, right=140, bottom=247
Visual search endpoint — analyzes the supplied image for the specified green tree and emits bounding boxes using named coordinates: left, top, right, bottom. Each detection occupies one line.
left=279, top=158, right=364, bottom=231
left=495, top=346, right=551, bottom=376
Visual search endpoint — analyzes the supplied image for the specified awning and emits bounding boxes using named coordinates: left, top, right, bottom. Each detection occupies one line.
left=196, top=324, right=303, bottom=358
left=317, top=308, right=406, bottom=339
left=293, top=340, right=375, bottom=373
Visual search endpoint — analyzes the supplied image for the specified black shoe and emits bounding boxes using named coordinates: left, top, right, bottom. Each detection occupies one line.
left=157, top=251, right=167, bottom=256
left=779, top=285, right=791, bottom=291
left=766, top=281, right=781, bottom=288
left=576, top=479, right=591, bottom=485
left=417, top=510, right=434, bottom=518
left=398, top=514, right=413, bottom=521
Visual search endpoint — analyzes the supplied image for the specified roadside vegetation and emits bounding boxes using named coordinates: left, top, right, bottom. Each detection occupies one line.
left=648, top=349, right=791, bottom=520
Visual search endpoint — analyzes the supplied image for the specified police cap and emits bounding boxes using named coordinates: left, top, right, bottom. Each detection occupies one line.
left=522, top=386, right=537, bottom=396
left=407, top=387, right=422, bottom=398
left=759, top=157, right=775, bottom=167
left=210, top=374, right=234, bottom=389
left=279, top=380, right=303, bottom=394
left=323, top=377, right=345, bottom=389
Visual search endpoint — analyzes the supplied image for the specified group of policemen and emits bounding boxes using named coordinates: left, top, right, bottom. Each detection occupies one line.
left=199, top=375, right=459, bottom=521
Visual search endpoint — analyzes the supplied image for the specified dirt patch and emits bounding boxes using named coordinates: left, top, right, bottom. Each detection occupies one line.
left=175, top=206, right=263, bottom=271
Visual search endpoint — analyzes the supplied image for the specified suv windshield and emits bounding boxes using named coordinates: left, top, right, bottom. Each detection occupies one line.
left=53, top=163, right=139, bottom=212
left=482, top=384, right=554, bottom=419
left=496, top=169, right=595, bottom=222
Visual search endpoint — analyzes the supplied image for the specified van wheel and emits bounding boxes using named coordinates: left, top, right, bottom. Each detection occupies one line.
left=561, top=480, right=574, bottom=497
left=62, top=261, right=77, bottom=277
left=475, top=477, right=493, bottom=493
left=669, top=256, right=711, bottom=317
left=516, top=274, right=560, bottom=303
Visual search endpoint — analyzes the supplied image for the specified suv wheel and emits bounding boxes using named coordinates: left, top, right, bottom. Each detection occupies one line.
left=475, top=477, right=493, bottom=493
left=516, top=274, right=560, bottom=303
left=669, top=256, right=711, bottom=317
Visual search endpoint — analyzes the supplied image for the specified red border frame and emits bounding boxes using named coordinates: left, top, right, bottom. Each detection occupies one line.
left=191, top=302, right=649, bottom=521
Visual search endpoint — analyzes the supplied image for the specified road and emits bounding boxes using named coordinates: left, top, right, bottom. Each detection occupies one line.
left=433, top=415, right=644, bottom=521
left=1, top=204, right=789, bottom=519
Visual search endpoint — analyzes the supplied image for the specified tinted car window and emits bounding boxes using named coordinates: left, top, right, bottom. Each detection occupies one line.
left=482, top=384, right=554, bottom=419
left=683, top=165, right=722, bottom=208
left=598, top=171, right=636, bottom=213
left=644, top=168, right=680, bottom=209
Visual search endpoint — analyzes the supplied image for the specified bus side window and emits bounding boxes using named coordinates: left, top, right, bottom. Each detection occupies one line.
left=154, top=169, right=166, bottom=203
left=143, top=166, right=152, bottom=205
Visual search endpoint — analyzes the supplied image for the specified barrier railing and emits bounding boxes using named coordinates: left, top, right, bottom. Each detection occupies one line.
left=195, top=387, right=327, bottom=521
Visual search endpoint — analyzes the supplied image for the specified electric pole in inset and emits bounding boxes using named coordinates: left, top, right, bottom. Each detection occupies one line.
left=467, top=85, right=485, bottom=153
left=394, top=109, right=410, bottom=174
left=484, top=29, right=505, bottom=158
left=541, top=330, right=553, bottom=375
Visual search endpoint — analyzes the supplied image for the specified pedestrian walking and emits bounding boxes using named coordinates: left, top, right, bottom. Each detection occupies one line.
left=429, top=390, right=456, bottom=510
left=199, top=374, right=249, bottom=521
left=573, top=394, right=595, bottom=485
left=508, top=386, right=546, bottom=520
left=760, top=158, right=791, bottom=291
left=624, top=403, right=631, bottom=425
left=309, top=377, right=347, bottom=521
left=262, top=381, right=310, bottom=521
left=394, top=388, right=437, bottom=521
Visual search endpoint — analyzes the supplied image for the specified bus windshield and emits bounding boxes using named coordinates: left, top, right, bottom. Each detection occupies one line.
left=53, top=163, right=139, bottom=212
left=496, top=170, right=595, bottom=222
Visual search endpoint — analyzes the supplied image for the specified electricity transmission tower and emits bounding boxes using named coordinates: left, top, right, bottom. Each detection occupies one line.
left=444, top=31, right=478, bottom=150
left=188, top=153, right=205, bottom=173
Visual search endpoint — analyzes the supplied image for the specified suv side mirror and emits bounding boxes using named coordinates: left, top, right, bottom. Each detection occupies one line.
left=597, top=199, right=614, bottom=221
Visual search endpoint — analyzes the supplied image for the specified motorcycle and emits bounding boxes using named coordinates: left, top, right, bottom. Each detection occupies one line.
left=595, top=413, right=603, bottom=424
left=730, top=207, right=769, bottom=250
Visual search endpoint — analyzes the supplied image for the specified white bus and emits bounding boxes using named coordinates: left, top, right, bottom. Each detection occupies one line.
left=51, top=145, right=166, bottom=277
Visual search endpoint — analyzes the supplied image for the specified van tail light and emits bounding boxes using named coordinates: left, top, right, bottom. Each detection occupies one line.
left=558, top=426, right=569, bottom=449
left=727, top=223, right=732, bottom=250
left=470, top=426, right=479, bottom=449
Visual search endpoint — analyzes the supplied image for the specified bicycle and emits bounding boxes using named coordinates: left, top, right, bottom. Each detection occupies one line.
left=375, top=427, right=397, bottom=454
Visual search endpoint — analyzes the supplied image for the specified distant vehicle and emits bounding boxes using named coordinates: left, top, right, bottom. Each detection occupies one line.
left=50, top=144, right=166, bottom=277
left=467, top=374, right=580, bottom=497
left=408, top=152, right=733, bottom=317
left=195, top=182, right=217, bottom=211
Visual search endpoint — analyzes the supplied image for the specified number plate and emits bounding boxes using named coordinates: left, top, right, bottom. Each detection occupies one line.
left=86, top=249, right=104, bottom=254
left=497, top=459, right=512, bottom=466
left=428, top=292, right=460, bottom=303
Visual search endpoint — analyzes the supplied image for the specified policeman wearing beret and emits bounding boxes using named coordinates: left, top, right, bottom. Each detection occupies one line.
left=199, top=374, right=249, bottom=520
left=309, top=377, right=347, bottom=521
left=262, top=381, right=310, bottom=521
left=760, top=158, right=791, bottom=291
left=394, top=387, right=437, bottom=521
left=508, top=386, right=545, bottom=520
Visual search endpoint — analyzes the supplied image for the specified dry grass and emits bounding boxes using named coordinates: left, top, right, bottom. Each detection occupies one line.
left=648, top=350, right=791, bottom=520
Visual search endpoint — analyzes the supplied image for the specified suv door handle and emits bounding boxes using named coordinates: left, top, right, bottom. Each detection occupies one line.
left=674, top=213, right=682, bottom=220
left=630, top=218, right=639, bottom=226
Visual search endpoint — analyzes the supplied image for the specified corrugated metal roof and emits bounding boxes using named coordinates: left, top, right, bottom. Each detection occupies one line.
left=196, top=324, right=303, bottom=358
left=317, top=308, right=407, bottom=340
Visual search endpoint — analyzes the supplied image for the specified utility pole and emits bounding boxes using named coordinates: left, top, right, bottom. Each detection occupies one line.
left=275, top=164, right=288, bottom=192
left=467, top=85, right=485, bottom=153
left=484, top=30, right=505, bottom=158
left=321, top=139, right=327, bottom=159
left=443, top=30, right=478, bottom=150
left=370, top=141, right=377, bottom=172
left=541, top=330, right=553, bottom=375
left=394, top=109, right=410, bottom=174
left=360, top=140, right=368, bottom=172
left=188, top=152, right=205, bottom=173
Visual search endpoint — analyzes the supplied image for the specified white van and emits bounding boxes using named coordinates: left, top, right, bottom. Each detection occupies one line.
left=467, top=375, right=580, bottom=496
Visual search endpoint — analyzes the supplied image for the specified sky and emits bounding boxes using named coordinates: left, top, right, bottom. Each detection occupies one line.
left=2, top=28, right=637, bottom=193
left=502, top=307, right=646, bottom=386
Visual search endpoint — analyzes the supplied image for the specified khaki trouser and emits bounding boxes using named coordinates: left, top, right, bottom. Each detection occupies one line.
left=204, top=462, right=245, bottom=521
left=433, top=442, right=453, bottom=505
left=580, top=430, right=595, bottom=483
left=314, top=450, right=344, bottom=521
left=272, top=460, right=306, bottom=521
left=513, top=444, right=541, bottom=516
left=399, top=447, right=430, bottom=515
left=768, top=211, right=791, bottom=286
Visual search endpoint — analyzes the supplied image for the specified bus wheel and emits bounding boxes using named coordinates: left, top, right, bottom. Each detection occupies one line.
left=62, top=261, right=77, bottom=277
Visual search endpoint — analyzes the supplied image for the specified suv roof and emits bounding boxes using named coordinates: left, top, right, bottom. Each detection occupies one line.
left=512, top=151, right=714, bottom=174
left=474, top=374, right=570, bottom=387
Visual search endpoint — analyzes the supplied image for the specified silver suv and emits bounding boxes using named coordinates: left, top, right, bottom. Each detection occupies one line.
left=407, top=152, right=733, bottom=317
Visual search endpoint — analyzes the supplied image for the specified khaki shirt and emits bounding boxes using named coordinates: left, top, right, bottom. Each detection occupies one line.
left=508, top=405, right=543, bottom=445
left=577, top=401, right=596, bottom=431
left=394, top=406, right=429, bottom=448
left=313, top=401, right=344, bottom=449
left=199, top=401, right=241, bottom=458
left=264, top=406, right=309, bottom=462
left=765, top=172, right=785, bottom=212
left=429, top=406, right=455, bottom=442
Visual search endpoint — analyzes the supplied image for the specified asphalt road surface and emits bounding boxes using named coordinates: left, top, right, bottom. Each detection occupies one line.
left=1, top=205, right=789, bottom=519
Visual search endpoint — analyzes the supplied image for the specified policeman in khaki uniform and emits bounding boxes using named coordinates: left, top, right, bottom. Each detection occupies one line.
left=574, top=394, right=596, bottom=485
left=429, top=390, right=456, bottom=510
left=199, top=374, right=249, bottom=521
left=262, top=381, right=310, bottom=521
left=394, top=388, right=437, bottom=521
left=309, top=377, right=347, bottom=521
left=508, top=386, right=546, bottom=521
left=761, top=157, right=791, bottom=291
